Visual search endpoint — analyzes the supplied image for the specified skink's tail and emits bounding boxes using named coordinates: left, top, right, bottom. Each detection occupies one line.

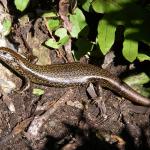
left=103, top=77, right=150, bottom=106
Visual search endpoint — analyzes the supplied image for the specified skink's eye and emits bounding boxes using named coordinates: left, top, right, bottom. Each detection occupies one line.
left=3, top=51, right=7, bottom=55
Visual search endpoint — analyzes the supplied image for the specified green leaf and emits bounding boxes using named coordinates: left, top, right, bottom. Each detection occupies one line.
left=92, top=0, right=105, bottom=13
left=92, top=0, right=120, bottom=13
left=122, top=39, right=138, bottom=62
left=14, top=0, right=29, bottom=11
left=82, top=0, right=92, bottom=12
left=54, top=28, right=69, bottom=46
left=122, top=28, right=138, bottom=62
left=55, top=28, right=68, bottom=39
left=124, top=72, right=150, bottom=86
left=42, top=12, right=57, bottom=18
left=70, top=8, right=87, bottom=38
left=32, top=88, right=45, bottom=96
left=137, top=53, right=150, bottom=62
left=58, top=36, right=69, bottom=46
left=97, top=19, right=116, bottom=55
left=45, top=39, right=59, bottom=49
left=123, top=72, right=150, bottom=97
left=47, top=19, right=60, bottom=31
left=2, top=18, right=12, bottom=36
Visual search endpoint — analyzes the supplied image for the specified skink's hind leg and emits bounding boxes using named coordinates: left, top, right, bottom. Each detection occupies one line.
left=87, top=83, right=98, bottom=99
left=87, top=82, right=107, bottom=119
left=94, top=82, right=107, bottom=118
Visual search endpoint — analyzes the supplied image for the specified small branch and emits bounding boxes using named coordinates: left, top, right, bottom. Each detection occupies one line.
left=59, top=0, right=74, bottom=62
left=26, top=89, right=74, bottom=141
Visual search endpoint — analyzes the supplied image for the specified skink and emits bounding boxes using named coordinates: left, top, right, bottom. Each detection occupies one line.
left=0, top=47, right=150, bottom=106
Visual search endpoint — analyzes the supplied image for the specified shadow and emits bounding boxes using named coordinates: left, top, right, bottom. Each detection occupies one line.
left=120, top=123, right=150, bottom=150
left=42, top=118, right=150, bottom=150
left=103, top=2, right=150, bottom=43
left=42, top=123, right=119, bottom=150
left=43, top=136, right=61, bottom=150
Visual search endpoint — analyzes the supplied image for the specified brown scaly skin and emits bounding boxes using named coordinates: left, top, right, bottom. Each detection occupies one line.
left=0, top=47, right=150, bottom=106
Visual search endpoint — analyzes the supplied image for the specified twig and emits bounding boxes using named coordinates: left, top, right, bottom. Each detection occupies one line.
left=59, top=0, right=74, bottom=62
left=26, top=89, right=74, bottom=140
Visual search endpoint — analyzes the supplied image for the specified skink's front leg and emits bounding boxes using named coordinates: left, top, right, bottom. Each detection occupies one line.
left=20, top=76, right=31, bottom=93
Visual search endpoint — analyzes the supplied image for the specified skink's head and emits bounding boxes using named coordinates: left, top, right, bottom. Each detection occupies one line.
left=0, top=47, right=16, bottom=62
left=0, top=47, right=25, bottom=70
left=0, top=47, right=28, bottom=75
